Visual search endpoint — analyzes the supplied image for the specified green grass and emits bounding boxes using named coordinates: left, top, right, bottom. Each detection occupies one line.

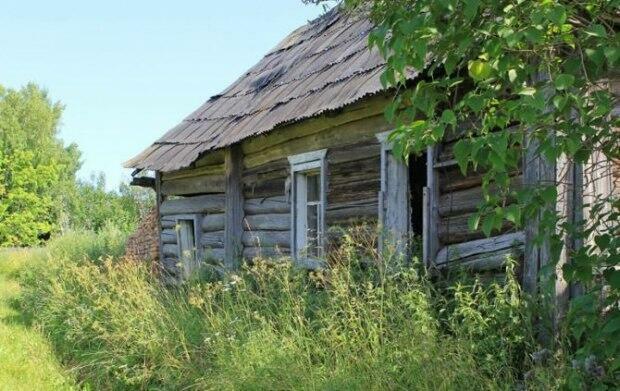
left=0, top=249, right=75, bottom=391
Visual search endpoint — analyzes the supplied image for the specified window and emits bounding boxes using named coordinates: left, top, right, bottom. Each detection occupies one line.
left=176, top=217, right=199, bottom=278
left=288, top=149, right=327, bottom=263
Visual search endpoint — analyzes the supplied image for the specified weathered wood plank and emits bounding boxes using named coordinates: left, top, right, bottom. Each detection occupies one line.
left=243, top=246, right=291, bottom=260
left=326, top=201, right=378, bottom=225
left=161, top=174, right=225, bottom=196
left=438, top=175, right=524, bottom=217
left=241, top=95, right=389, bottom=156
left=436, top=231, right=525, bottom=264
left=193, top=149, right=225, bottom=167
left=203, top=248, right=225, bottom=261
left=244, top=214, right=290, bottom=231
left=224, top=145, right=244, bottom=269
left=200, top=231, right=225, bottom=248
left=161, top=229, right=177, bottom=244
left=242, top=230, right=290, bottom=248
left=439, top=212, right=514, bottom=244
left=244, top=196, right=290, bottom=215
left=161, top=216, right=176, bottom=229
left=426, top=146, right=440, bottom=266
left=162, top=163, right=225, bottom=181
left=162, top=243, right=178, bottom=258
left=160, top=194, right=226, bottom=215
left=438, top=245, right=524, bottom=272
left=201, top=213, right=225, bottom=232
left=243, top=114, right=391, bottom=168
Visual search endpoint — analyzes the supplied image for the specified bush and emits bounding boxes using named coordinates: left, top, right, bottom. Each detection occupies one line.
left=18, top=228, right=547, bottom=389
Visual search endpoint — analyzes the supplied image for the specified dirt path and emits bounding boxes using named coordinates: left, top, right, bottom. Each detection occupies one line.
left=0, top=252, right=75, bottom=390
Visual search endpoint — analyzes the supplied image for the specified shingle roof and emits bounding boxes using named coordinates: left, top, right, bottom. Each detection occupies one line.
left=125, top=6, right=417, bottom=172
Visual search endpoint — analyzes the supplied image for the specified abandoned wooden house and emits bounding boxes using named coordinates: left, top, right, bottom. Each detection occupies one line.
left=125, top=6, right=618, bottom=298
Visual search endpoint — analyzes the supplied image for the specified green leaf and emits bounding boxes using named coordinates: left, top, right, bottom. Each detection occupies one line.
left=481, top=215, right=495, bottom=237
left=466, top=94, right=485, bottom=111
left=554, top=74, right=575, bottom=90
left=441, top=109, right=457, bottom=127
left=547, top=5, right=567, bottom=25
left=505, top=204, right=521, bottom=225
left=541, top=186, right=557, bottom=204
left=585, top=24, right=606, bottom=38
left=468, top=60, right=493, bottom=81
left=453, top=140, right=471, bottom=175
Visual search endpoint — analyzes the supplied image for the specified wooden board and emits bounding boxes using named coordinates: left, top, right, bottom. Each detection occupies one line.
left=242, top=230, right=290, bottom=248
left=200, top=231, right=225, bottom=248
left=243, top=214, right=290, bottom=231
left=201, top=214, right=225, bottom=232
left=245, top=196, right=290, bottom=215
left=161, top=174, right=225, bottom=196
left=436, top=231, right=525, bottom=264
left=160, top=194, right=226, bottom=215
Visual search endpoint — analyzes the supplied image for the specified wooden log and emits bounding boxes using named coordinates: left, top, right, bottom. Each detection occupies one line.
left=161, top=217, right=176, bottom=229
left=160, top=194, right=226, bottom=215
left=203, top=248, right=225, bottom=261
left=200, top=231, right=225, bottom=248
left=162, top=244, right=178, bottom=258
left=224, top=145, right=244, bottom=269
left=161, top=229, right=177, bottom=244
left=162, top=163, right=225, bottom=181
left=242, top=230, right=290, bottom=248
left=438, top=245, right=524, bottom=272
left=244, top=196, right=290, bottom=215
left=438, top=175, right=524, bottom=217
left=436, top=231, right=525, bottom=264
left=439, top=213, right=514, bottom=245
left=326, top=201, right=378, bottom=225
left=327, top=141, right=381, bottom=165
left=243, top=177, right=286, bottom=198
left=439, top=167, right=521, bottom=194
left=193, top=149, right=225, bottom=167
left=244, top=213, right=290, bottom=231
left=241, top=95, right=389, bottom=156
left=243, top=246, right=290, bottom=260
left=161, top=174, right=225, bottom=196
left=201, top=214, right=225, bottom=232
left=243, top=114, right=390, bottom=168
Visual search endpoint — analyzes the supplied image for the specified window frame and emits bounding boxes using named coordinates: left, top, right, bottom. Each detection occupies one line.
left=288, top=149, right=327, bottom=267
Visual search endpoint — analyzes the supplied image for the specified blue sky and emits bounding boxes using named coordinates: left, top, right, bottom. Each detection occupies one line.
left=1, top=1, right=325, bottom=190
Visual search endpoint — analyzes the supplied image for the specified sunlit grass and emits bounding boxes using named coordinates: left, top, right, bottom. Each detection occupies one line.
left=0, top=248, right=75, bottom=391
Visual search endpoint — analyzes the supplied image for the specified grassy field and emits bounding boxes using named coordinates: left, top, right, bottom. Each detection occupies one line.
left=0, top=249, right=75, bottom=391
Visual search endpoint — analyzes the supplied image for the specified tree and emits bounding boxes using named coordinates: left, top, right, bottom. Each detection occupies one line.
left=339, top=0, right=618, bottom=386
left=0, top=83, right=81, bottom=246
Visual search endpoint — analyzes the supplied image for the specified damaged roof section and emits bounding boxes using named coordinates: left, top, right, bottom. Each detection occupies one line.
left=125, top=7, right=417, bottom=172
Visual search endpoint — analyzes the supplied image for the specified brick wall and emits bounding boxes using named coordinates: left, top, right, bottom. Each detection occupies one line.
left=124, top=206, right=160, bottom=263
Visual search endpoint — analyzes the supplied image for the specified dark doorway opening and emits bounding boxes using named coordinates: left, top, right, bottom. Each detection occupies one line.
left=409, top=153, right=427, bottom=237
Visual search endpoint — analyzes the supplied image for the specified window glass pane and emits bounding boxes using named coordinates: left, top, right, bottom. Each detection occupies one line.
left=306, top=204, right=319, bottom=257
left=307, top=173, right=320, bottom=202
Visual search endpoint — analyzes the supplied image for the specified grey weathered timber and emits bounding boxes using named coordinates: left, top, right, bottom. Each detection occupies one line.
left=437, top=245, right=523, bottom=272
left=201, top=214, right=225, bottom=232
left=162, top=163, right=225, bottom=181
left=160, top=194, right=226, bottom=215
left=155, top=171, right=165, bottom=265
left=244, top=214, right=290, bottom=231
left=244, top=196, right=290, bottom=215
left=242, top=231, right=290, bottom=248
left=200, top=231, right=225, bottom=248
left=161, top=229, right=177, bottom=244
left=425, top=146, right=440, bottom=266
left=161, top=217, right=176, bottom=229
left=436, top=232, right=525, bottom=264
left=162, top=243, right=178, bottom=258
left=439, top=213, right=514, bottom=244
left=438, top=175, right=523, bottom=217
left=555, top=154, right=573, bottom=330
left=203, top=248, right=225, bottom=261
left=522, top=134, right=540, bottom=295
left=224, top=145, right=244, bottom=269
left=243, top=246, right=290, bottom=260
left=160, top=174, right=225, bottom=196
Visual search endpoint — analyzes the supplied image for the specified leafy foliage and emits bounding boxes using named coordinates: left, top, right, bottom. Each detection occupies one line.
left=341, top=0, right=619, bottom=387
left=0, top=83, right=80, bottom=246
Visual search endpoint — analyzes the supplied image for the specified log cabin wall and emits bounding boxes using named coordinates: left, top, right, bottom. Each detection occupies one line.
left=240, top=95, right=390, bottom=261
left=431, top=132, right=525, bottom=277
left=158, top=151, right=226, bottom=276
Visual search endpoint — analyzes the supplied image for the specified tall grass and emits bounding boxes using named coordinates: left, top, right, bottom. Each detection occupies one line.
left=16, top=227, right=555, bottom=389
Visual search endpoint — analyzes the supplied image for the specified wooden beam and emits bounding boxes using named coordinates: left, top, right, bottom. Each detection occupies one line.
left=425, top=145, right=440, bottom=267
left=224, top=145, right=244, bottom=269
left=155, top=171, right=165, bottom=270
left=130, top=176, right=155, bottom=189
